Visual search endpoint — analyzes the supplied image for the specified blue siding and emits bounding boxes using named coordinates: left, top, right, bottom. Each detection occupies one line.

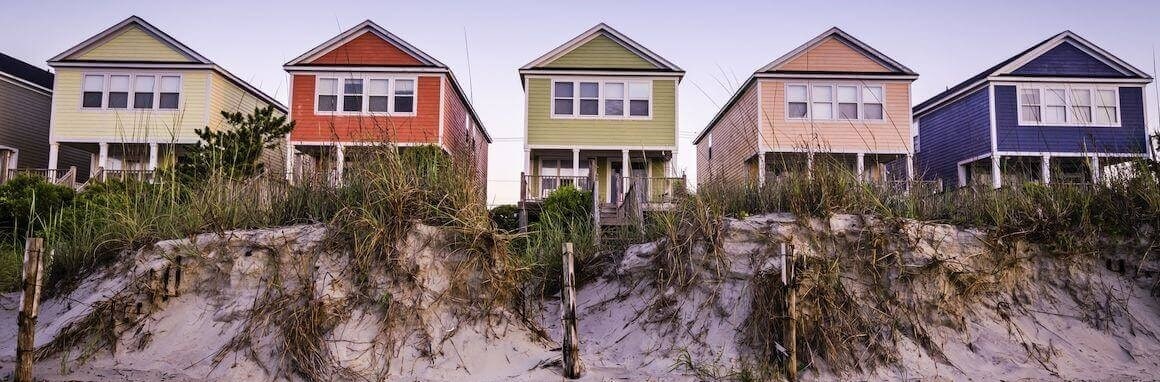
left=994, top=85, right=1147, bottom=153
left=916, top=87, right=993, bottom=185
left=1011, top=42, right=1127, bottom=78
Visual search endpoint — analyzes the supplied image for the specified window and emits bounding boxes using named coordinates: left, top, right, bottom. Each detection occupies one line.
left=629, top=82, right=650, bottom=117
left=552, top=80, right=650, bottom=118
left=1096, top=89, right=1118, bottom=124
left=787, top=85, right=808, bottom=118
left=368, top=79, right=389, bottom=112
left=82, top=75, right=104, bottom=108
left=811, top=85, right=833, bottom=119
left=579, top=82, right=599, bottom=116
left=1017, top=84, right=1120, bottom=126
left=159, top=76, right=180, bottom=109
left=343, top=79, right=363, bottom=112
left=605, top=82, right=624, bottom=116
left=108, top=75, right=130, bottom=109
left=317, top=78, right=338, bottom=112
left=133, top=76, right=155, bottom=109
left=1020, top=88, right=1041, bottom=123
left=394, top=79, right=414, bottom=113
left=1044, top=88, right=1067, bottom=123
left=837, top=85, right=858, bottom=119
left=863, top=86, right=884, bottom=120
left=553, top=82, right=574, bottom=116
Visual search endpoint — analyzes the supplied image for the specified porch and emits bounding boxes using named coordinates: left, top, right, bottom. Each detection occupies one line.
left=49, top=141, right=184, bottom=185
left=756, top=151, right=913, bottom=184
left=956, top=153, right=1139, bottom=188
left=520, top=148, right=684, bottom=206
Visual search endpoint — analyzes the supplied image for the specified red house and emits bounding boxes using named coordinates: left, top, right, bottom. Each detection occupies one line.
left=284, top=20, right=490, bottom=186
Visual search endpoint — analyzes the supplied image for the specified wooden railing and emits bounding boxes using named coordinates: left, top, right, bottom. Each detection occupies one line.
left=101, top=169, right=156, bottom=183
left=633, top=176, right=687, bottom=205
left=3, top=167, right=78, bottom=188
left=521, top=174, right=595, bottom=202
left=618, top=180, right=645, bottom=231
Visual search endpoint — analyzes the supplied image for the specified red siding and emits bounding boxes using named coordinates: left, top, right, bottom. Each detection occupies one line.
left=440, top=77, right=488, bottom=185
left=289, top=74, right=441, bottom=143
left=307, top=32, right=424, bottom=66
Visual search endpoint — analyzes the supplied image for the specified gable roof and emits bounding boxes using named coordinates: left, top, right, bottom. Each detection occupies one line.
left=914, top=31, right=1152, bottom=117
left=0, top=52, right=53, bottom=91
left=284, top=20, right=445, bottom=68
left=520, top=23, right=682, bottom=73
left=47, top=16, right=285, bottom=112
left=758, top=27, right=916, bottom=75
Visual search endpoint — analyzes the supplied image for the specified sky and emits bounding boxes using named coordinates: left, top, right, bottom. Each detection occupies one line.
left=3, top=0, right=1160, bottom=205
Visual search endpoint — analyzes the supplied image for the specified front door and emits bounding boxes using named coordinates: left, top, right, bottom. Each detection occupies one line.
left=610, top=161, right=622, bottom=204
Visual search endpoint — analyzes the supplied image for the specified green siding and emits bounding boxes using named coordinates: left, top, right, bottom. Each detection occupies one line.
left=526, top=78, right=676, bottom=147
left=542, top=34, right=658, bottom=69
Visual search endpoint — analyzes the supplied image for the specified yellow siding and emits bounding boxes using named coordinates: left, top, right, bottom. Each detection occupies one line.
left=758, top=79, right=912, bottom=153
left=75, top=26, right=192, bottom=62
left=207, top=72, right=279, bottom=130
left=775, top=37, right=891, bottom=73
left=51, top=68, right=209, bottom=143
left=526, top=78, right=677, bottom=147
left=542, top=34, right=658, bottom=69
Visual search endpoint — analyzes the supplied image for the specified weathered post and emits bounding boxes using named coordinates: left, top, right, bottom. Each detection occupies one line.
left=561, top=243, right=582, bottom=378
left=16, top=238, right=45, bottom=382
left=782, top=242, right=798, bottom=382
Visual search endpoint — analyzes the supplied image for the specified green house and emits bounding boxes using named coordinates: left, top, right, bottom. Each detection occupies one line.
left=519, top=23, right=684, bottom=206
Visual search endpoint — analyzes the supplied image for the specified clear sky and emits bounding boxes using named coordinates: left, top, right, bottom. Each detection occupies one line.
left=3, top=0, right=1159, bottom=205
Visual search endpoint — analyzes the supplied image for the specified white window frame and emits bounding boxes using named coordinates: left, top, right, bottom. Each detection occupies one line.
left=784, top=82, right=887, bottom=122
left=313, top=74, right=419, bottom=117
left=1015, top=83, right=1121, bottom=127
left=79, top=72, right=182, bottom=111
left=549, top=78, right=653, bottom=120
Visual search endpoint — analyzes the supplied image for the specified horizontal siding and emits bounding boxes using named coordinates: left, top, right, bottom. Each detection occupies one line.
left=0, top=79, right=88, bottom=172
left=776, top=37, right=891, bottom=73
left=698, top=84, right=759, bottom=184
left=915, top=87, right=992, bottom=185
left=289, top=74, right=440, bottom=143
left=526, top=77, right=676, bottom=147
left=51, top=68, right=209, bottom=143
left=759, top=79, right=912, bottom=153
left=208, top=71, right=279, bottom=129
left=994, top=85, right=1147, bottom=153
left=75, top=26, right=191, bottom=62
left=1010, top=42, right=1127, bottom=77
left=541, top=34, right=658, bottom=69
left=308, top=32, right=424, bottom=66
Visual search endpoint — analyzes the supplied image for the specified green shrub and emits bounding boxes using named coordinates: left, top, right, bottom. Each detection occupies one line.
left=0, top=174, right=76, bottom=238
left=489, top=204, right=520, bottom=232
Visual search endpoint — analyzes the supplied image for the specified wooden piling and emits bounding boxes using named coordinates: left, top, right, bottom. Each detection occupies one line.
left=561, top=242, right=581, bottom=379
left=16, top=238, right=45, bottom=382
left=783, top=242, right=798, bottom=382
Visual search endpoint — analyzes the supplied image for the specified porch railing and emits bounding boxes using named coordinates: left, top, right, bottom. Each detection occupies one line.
left=521, top=174, right=595, bottom=202
left=4, top=167, right=78, bottom=188
left=628, top=176, right=687, bottom=205
left=101, top=169, right=156, bottom=183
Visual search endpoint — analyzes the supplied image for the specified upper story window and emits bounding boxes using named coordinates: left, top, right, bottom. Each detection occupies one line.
left=317, top=76, right=416, bottom=115
left=551, top=79, right=652, bottom=119
left=787, top=83, right=885, bottom=121
left=81, top=73, right=181, bottom=110
left=1017, top=84, right=1119, bottom=126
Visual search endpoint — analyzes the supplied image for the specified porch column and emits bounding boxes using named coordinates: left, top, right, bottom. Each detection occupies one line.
left=572, top=148, right=580, bottom=179
left=335, top=144, right=345, bottom=184
left=906, top=155, right=915, bottom=181
left=1041, top=155, right=1051, bottom=184
left=523, top=148, right=532, bottom=174
left=98, top=142, right=109, bottom=169
left=48, top=143, right=59, bottom=170
left=855, top=153, right=865, bottom=181
left=285, top=142, right=296, bottom=182
left=1090, top=156, right=1101, bottom=184
left=806, top=151, right=815, bottom=179
left=957, top=163, right=967, bottom=188
left=147, top=143, right=159, bottom=171
left=991, top=154, right=1002, bottom=189
left=757, top=152, right=767, bottom=186
left=621, top=149, right=630, bottom=194
left=671, top=150, right=679, bottom=177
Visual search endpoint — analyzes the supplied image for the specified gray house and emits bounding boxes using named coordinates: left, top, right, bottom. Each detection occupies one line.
left=0, top=52, right=87, bottom=182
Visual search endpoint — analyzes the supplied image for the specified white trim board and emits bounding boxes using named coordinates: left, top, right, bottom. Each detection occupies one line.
left=284, top=20, right=443, bottom=68
left=520, top=23, right=681, bottom=72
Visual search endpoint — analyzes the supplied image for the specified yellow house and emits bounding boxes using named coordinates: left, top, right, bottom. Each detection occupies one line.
left=46, top=16, right=286, bottom=179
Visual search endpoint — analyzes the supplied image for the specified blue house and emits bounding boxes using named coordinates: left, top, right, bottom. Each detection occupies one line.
left=914, top=31, right=1153, bottom=188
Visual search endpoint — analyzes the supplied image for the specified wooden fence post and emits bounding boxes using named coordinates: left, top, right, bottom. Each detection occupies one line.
left=782, top=242, right=798, bottom=382
left=561, top=242, right=582, bottom=379
left=16, top=238, right=45, bottom=382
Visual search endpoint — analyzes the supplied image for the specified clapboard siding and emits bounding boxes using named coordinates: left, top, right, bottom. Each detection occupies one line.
left=208, top=71, right=280, bottom=129
left=541, top=34, right=658, bottom=69
left=51, top=68, right=210, bottom=143
left=0, top=78, right=90, bottom=172
left=697, top=84, right=758, bottom=184
left=75, top=26, right=191, bottom=62
left=308, top=32, right=424, bottom=66
left=915, top=87, right=992, bottom=185
left=775, top=37, right=891, bottom=73
left=1010, top=42, right=1128, bottom=78
left=758, top=79, right=912, bottom=153
left=994, top=85, right=1147, bottom=153
left=289, top=74, right=441, bottom=143
left=525, top=77, right=676, bottom=147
